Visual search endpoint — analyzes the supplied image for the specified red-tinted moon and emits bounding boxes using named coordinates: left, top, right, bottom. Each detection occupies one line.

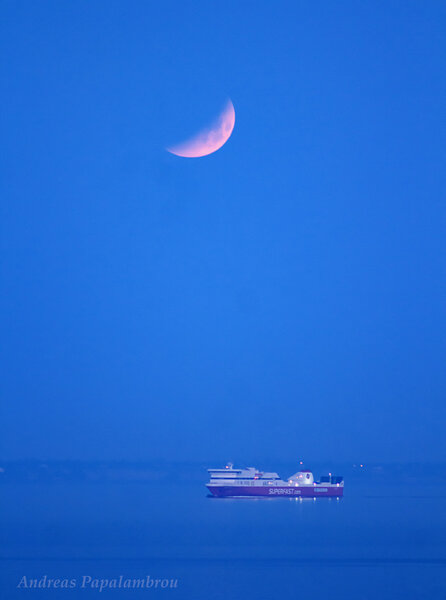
left=167, top=100, right=235, bottom=158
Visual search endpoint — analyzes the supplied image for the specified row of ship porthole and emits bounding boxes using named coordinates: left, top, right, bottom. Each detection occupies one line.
left=230, top=481, right=278, bottom=486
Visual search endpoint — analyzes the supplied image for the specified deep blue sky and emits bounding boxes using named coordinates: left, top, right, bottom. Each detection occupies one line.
left=1, top=1, right=445, bottom=463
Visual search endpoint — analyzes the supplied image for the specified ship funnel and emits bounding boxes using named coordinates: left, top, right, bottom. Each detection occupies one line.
left=288, top=470, right=314, bottom=485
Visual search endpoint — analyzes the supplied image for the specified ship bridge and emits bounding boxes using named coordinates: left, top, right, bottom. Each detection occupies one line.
left=208, top=463, right=280, bottom=481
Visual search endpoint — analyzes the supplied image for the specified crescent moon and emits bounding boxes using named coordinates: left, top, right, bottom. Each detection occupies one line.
left=166, top=100, right=235, bottom=158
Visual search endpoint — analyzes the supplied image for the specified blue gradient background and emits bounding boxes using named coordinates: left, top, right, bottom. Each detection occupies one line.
left=1, top=0, right=445, bottom=464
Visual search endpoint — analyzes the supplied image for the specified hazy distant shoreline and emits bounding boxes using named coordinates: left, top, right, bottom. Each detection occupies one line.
left=0, top=461, right=445, bottom=484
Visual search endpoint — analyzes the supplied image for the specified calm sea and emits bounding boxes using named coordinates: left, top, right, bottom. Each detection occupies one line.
left=1, top=465, right=445, bottom=599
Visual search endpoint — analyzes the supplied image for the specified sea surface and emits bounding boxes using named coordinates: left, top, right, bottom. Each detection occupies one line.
left=1, top=464, right=445, bottom=599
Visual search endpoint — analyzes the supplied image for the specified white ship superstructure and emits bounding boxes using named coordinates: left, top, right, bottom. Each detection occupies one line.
left=207, top=463, right=344, bottom=497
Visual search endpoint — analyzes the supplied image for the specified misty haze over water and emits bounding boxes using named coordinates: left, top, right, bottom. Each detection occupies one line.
left=1, top=462, right=445, bottom=598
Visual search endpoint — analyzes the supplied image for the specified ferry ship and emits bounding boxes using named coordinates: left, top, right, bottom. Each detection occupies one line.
left=207, top=463, right=344, bottom=498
